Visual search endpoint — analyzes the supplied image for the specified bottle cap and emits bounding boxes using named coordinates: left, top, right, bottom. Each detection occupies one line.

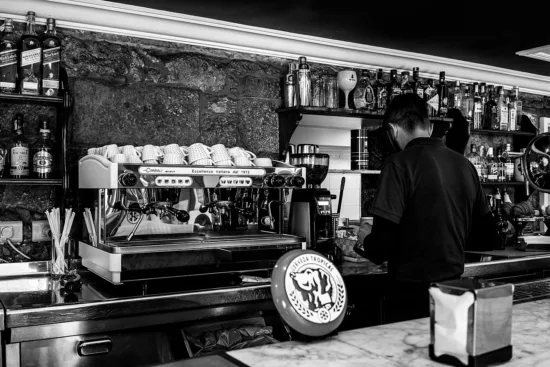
left=413, top=67, right=419, bottom=72
left=298, top=56, right=307, bottom=64
left=401, top=71, right=410, bottom=76
left=27, top=11, right=36, bottom=16
left=46, top=18, right=56, bottom=25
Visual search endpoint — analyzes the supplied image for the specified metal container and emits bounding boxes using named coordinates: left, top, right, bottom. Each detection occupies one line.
left=297, top=57, right=311, bottom=107
left=350, top=129, right=369, bottom=170
left=429, top=278, right=514, bottom=366
left=297, top=144, right=319, bottom=154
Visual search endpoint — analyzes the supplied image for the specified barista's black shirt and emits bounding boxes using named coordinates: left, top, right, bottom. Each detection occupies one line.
left=370, top=137, right=489, bottom=282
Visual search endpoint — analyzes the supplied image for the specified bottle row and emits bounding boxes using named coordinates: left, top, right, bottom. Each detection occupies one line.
left=283, top=57, right=524, bottom=131
left=0, top=12, right=61, bottom=96
left=467, top=143, right=522, bottom=183
left=0, top=114, right=56, bottom=179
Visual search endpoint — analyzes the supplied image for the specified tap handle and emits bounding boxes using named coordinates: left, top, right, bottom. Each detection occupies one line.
left=174, top=209, right=190, bottom=223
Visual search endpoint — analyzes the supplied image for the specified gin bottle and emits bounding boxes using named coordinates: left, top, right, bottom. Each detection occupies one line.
left=461, top=84, right=474, bottom=128
left=497, top=87, right=509, bottom=131
left=472, top=83, right=483, bottom=129
left=437, top=72, right=448, bottom=117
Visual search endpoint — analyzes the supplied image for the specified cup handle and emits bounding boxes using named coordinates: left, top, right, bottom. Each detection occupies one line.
left=246, top=151, right=257, bottom=159
left=179, top=147, right=189, bottom=157
left=135, top=150, right=142, bottom=158
left=249, top=161, right=256, bottom=166
left=154, top=147, right=164, bottom=157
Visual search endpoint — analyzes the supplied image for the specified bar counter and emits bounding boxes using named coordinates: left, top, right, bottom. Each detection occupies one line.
left=225, top=298, right=550, bottom=367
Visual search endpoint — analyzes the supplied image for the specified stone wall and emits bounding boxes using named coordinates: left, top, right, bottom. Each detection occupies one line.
left=1, top=20, right=550, bottom=261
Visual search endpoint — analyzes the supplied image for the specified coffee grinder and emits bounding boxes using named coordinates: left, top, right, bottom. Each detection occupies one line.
left=288, top=148, right=334, bottom=254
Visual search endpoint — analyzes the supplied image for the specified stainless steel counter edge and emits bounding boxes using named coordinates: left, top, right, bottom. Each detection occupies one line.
left=4, top=284, right=272, bottom=329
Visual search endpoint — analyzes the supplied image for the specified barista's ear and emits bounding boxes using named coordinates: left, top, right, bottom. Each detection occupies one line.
left=429, top=122, right=434, bottom=136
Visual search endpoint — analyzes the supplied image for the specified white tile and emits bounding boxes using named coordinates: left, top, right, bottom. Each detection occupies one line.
left=342, top=187, right=360, bottom=207
left=329, top=174, right=343, bottom=189
left=343, top=174, right=360, bottom=189
left=341, top=205, right=360, bottom=220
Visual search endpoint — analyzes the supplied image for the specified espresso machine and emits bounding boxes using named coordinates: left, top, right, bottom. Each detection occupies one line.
left=287, top=145, right=334, bottom=254
left=77, top=155, right=306, bottom=285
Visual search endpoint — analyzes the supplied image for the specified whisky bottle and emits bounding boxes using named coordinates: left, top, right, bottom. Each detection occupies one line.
left=0, top=18, right=18, bottom=94
left=424, top=79, right=438, bottom=117
left=437, top=72, right=448, bottom=117
left=497, top=87, right=509, bottom=131
left=373, top=69, right=387, bottom=113
left=20, top=11, right=41, bottom=95
left=412, top=67, right=423, bottom=99
left=505, top=143, right=514, bottom=182
left=32, top=118, right=54, bottom=178
left=10, top=114, right=29, bottom=178
left=41, top=18, right=61, bottom=97
left=472, top=83, right=483, bottom=129
left=353, top=70, right=375, bottom=110
left=387, top=69, right=401, bottom=105
left=400, top=71, right=413, bottom=94
left=461, top=84, right=474, bottom=128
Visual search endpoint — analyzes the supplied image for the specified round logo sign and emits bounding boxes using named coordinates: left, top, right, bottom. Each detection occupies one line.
left=271, top=250, right=347, bottom=337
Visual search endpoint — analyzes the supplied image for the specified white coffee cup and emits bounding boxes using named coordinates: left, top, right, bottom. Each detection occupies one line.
left=228, top=147, right=256, bottom=160
left=214, top=158, right=234, bottom=166
left=253, top=157, right=273, bottom=167
left=144, top=159, right=158, bottom=164
left=103, top=144, right=119, bottom=159
left=111, top=153, right=127, bottom=163
left=87, top=147, right=99, bottom=156
left=126, top=155, right=143, bottom=164
left=163, top=153, right=185, bottom=165
left=142, top=145, right=163, bottom=162
left=191, top=158, right=214, bottom=166
left=234, top=156, right=255, bottom=166
left=163, top=144, right=188, bottom=158
left=121, top=145, right=141, bottom=158
left=188, top=143, right=213, bottom=164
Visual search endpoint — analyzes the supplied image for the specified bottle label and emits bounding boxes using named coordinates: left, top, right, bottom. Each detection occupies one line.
left=474, top=163, right=482, bottom=177
left=500, top=106, right=509, bottom=129
left=416, top=89, right=424, bottom=99
left=43, top=79, right=59, bottom=89
left=0, top=49, right=17, bottom=67
left=10, top=147, right=29, bottom=176
left=489, top=163, right=498, bottom=181
left=427, top=94, right=439, bottom=111
left=23, top=81, right=38, bottom=90
left=33, top=150, right=53, bottom=173
left=506, top=163, right=514, bottom=176
left=43, top=46, right=60, bottom=64
left=0, top=81, right=16, bottom=88
left=21, top=48, right=41, bottom=67
left=509, top=108, right=517, bottom=130
left=474, top=102, right=482, bottom=113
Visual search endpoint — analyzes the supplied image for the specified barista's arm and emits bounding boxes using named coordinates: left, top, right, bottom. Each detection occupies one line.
left=354, top=215, right=398, bottom=264
left=465, top=182, right=499, bottom=251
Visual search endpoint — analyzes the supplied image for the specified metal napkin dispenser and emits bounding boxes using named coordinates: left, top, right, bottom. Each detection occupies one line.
left=429, top=278, right=514, bottom=367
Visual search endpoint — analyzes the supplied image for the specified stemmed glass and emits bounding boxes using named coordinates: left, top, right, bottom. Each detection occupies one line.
left=337, top=70, right=357, bottom=109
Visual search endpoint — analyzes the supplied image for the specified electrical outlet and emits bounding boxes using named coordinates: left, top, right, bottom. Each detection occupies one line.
left=0, top=221, right=23, bottom=243
left=32, top=220, right=51, bottom=242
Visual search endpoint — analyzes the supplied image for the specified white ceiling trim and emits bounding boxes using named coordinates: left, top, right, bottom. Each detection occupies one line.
left=3, top=0, right=550, bottom=96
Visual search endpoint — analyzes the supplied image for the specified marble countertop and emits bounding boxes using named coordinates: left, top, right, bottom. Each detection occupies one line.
left=227, top=298, right=550, bottom=367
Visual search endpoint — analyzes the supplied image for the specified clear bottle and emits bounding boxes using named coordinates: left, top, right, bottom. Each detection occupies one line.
left=479, top=145, right=488, bottom=182
left=449, top=80, right=462, bottom=109
left=496, top=147, right=505, bottom=182
left=32, top=118, right=55, bottom=179
left=467, top=144, right=481, bottom=178
left=497, top=87, right=509, bottom=131
left=353, top=69, right=375, bottom=110
left=473, top=83, right=483, bottom=129
left=412, top=67, right=423, bottom=99
left=19, top=11, right=41, bottom=95
left=0, top=126, right=6, bottom=177
left=485, top=86, right=498, bottom=130
left=424, top=79, right=438, bottom=117
left=505, top=143, right=514, bottom=182
left=9, top=114, right=29, bottom=178
left=512, top=86, right=522, bottom=131
left=372, top=69, right=387, bottom=113
left=387, top=69, right=401, bottom=105
left=461, top=84, right=474, bottom=128
left=0, top=18, right=18, bottom=94
left=41, top=18, right=61, bottom=96
left=296, top=56, right=311, bottom=107
left=508, top=90, right=517, bottom=131
left=479, top=83, right=487, bottom=127
left=503, top=188, right=512, bottom=203
left=400, top=71, right=413, bottom=94
left=487, top=147, right=498, bottom=182
left=437, top=72, right=448, bottom=117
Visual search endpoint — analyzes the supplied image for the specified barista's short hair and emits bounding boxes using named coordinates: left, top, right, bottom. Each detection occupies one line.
left=385, top=93, right=430, bottom=133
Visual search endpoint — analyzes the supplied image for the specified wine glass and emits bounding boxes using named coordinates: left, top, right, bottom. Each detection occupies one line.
left=337, top=70, right=357, bottom=109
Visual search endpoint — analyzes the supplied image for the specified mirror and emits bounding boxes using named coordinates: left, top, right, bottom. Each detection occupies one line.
left=523, top=132, right=550, bottom=193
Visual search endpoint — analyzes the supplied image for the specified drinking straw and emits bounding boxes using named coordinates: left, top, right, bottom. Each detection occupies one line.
left=5, top=238, right=31, bottom=260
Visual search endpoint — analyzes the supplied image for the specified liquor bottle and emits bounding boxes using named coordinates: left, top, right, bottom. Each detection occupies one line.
left=437, top=72, right=448, bottom=117
left=484, top=85, right=498, bottom=130
left=387, top=69, right=401, bottom=105
left=296, top=56, right=311, bottom=107
left=400, top=71, right=413, bottom=94
left=412, top=67, right=423, bottom=99
left=503, top=188, right=512, bottom=204
left=10, top=114, right=29, bottom=178
left=461, top=84, right=474, bottom=128
left=32, top=118, right=55, bottom=179
left=41, top=18, right=61, bottom=97
left=508, top=90, right=516, bottom=131
left=373, top=69, right=387, bottom=113
left=0, top=18, right=18, bottom=94
left=473, top=83, right=483, bottom=129
left=353, top=70, right=375, bottom=111
left=497, top=87, right=509, bottom=131
left=449, top=80, right=462, bottom=109
left=479, top=83, right=487, bottom=127
left=505, top=144, right=514, bottom=182
left=496, top=147, right=505, bottom=182
left=487, top=147, right=498, bottom=182
left=467, top=144, right=481, bottom=178
left=424, top=79, right=438, bottom=117
left=0, top=126, right=6, bottom=177
left=19, top=11, right=42, bottom=95
left=479, top=145, right=488, bottom=182
left=512, top=86, right=522, bottom=131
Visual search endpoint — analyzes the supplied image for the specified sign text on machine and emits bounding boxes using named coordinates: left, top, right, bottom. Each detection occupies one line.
left=138, top=166, right=266, bottom=176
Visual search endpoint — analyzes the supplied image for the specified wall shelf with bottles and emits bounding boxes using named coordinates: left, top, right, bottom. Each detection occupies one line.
left=480, top=181, right=526, bottom=186
left=0, top=178, right=63, bottom=186
left=0, top=93, right=64, bottom=105
left=471, top=129, right=536, bottom=137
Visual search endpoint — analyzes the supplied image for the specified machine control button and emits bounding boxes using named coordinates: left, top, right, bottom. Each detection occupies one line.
left=270, top=175, right=286, bottom=187
left=286, top=176, right=305, bottom=187
left=119, top=172, right=138, bottom=186
left=154, top=176, right=193, bottom=187
left=219, top=176, right=252, bottom=187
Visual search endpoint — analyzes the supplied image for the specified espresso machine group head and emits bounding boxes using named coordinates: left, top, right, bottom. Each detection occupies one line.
left=288, top=150, right=334, bottom=252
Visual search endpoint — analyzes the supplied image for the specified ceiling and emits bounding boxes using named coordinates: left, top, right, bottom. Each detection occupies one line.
left=111, top=0, right=550, bottom=76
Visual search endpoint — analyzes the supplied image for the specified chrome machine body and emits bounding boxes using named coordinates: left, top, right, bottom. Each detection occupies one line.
left=78, top=155, right=307, bottom=284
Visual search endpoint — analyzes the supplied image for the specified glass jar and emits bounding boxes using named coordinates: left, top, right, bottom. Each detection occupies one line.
left=324, top=76, right=339, bottom=108
left=311, top=75, right=325, bottom=107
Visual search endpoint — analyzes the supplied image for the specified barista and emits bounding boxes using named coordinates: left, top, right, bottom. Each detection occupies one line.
left=354, top=94, right=498, bottom=323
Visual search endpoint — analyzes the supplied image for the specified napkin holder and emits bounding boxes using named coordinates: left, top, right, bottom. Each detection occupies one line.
left=429, top=278, right=514, bottom=367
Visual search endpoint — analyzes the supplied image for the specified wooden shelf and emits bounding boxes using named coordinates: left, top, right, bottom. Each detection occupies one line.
left=480, top=181, right=525, bottom=186
left=0, top=93, right=64, bottom=105
left=0, top=178, right=63, bottom=186
left=471, top=129, right=536, bottom=137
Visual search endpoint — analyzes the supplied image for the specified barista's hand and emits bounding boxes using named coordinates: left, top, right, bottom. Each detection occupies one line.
left=356, top=222, right=372, bottom=245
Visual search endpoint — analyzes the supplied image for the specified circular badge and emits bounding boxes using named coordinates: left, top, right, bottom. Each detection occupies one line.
left=271, top=249, right=347, bottom=337
left=127, top=211, right=142, bottom=224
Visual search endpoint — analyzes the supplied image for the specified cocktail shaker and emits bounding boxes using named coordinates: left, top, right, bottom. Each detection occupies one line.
left=297, top=57, right=311, bottom=107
